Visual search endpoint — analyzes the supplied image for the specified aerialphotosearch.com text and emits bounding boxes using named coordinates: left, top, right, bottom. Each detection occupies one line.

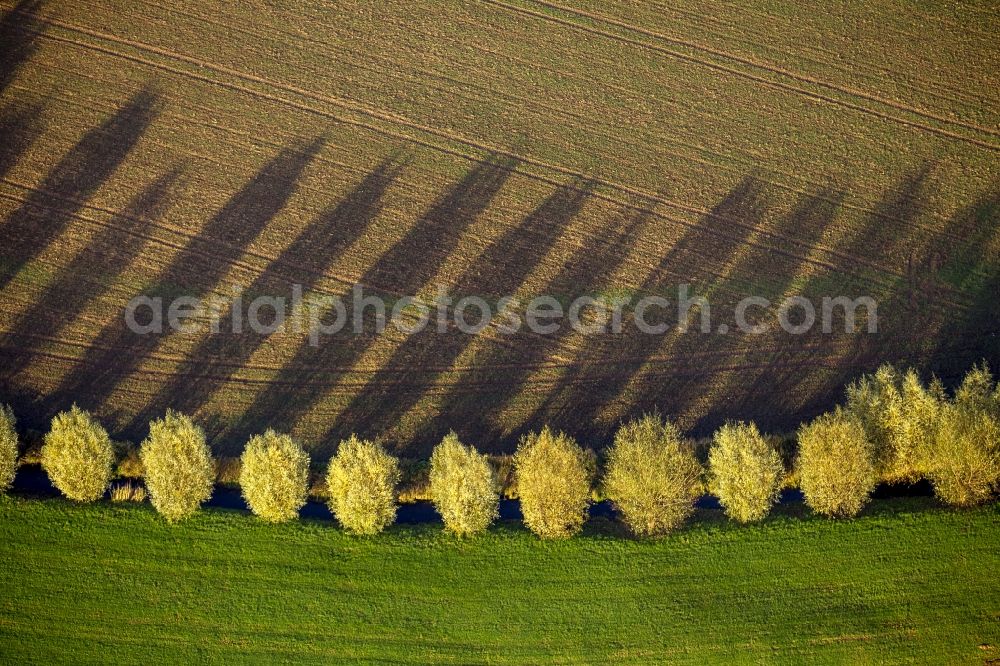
left=124, top=283, right=878, bottom=345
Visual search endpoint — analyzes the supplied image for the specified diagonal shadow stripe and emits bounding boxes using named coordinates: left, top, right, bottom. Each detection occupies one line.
left=539, top=176, right=767, bottom=438
left=422, top=199, right=649, bottom=449
left=0, top=0, right=45, bottom=96
left=0, top=166, right=183, bottom=385
left=0, top=86, right=160, bottom=292
left=126, top=156, right=403, bottom=432
left=324, top=177, right=595, bottom=455
left=49, top=137, right=323, bottom=428
left=0, top=99, right=45, bottom=182
left=230, top=153, right=518, bottom=446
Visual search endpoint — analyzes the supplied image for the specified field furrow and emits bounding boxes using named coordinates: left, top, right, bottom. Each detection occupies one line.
left=0, top=0, right=996, bottom=453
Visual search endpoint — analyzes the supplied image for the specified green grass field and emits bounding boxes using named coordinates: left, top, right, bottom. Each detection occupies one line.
left=1, top=495, right=997, bottom=663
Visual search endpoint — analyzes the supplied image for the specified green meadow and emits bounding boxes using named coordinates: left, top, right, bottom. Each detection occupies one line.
left=1, top=495, right=997, bottom=664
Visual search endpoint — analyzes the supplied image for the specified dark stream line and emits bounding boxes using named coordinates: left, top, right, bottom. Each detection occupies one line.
left=10, top=465, right=931, bottom=525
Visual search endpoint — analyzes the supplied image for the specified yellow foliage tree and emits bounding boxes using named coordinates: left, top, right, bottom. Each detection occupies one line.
left=708, top=421, right=784, bottom=523
left=0, top=404, right=17, bottom=492
left=927, top=405, right=1000, bottom=506
left=797, top=409, right=877, bottom=518
left=927, top=365, right=1000, bottom=506
left=954, top=363, right=999, bottom=417
left=240, top=430, right=310, bottom=522
left=429, top=432, right=499, bottom=536
left=41, top=405, right=114, bottom=502
left=845, top=365, right=941, bottom=482
left=514, top=426, right=592, bottom=539
left=140, top=411, right=215, bottom=522
left=603, top=415, right=702, bottom=536
left=326, top=436, right=400, bottom=535
left=430, top=432, right=500, bottom=536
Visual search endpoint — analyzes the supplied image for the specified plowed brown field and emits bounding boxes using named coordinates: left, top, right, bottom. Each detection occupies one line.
left=1, top=0, right=997, bottom=457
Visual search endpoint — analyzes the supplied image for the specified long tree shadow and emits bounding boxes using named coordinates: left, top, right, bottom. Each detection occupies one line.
left=534, top=176, right=767, bottom=440
left=51, top=138, right=323, bottom=433
left=661, top=166, right=952, bottom=436
left=689, top=185, right=847, bottom=433
left=514, top=197, right=661, bottom=438
left=230, top=154, right=518, bottom=446
left=771, top=165, right=940, bottom=423
left=126, top=157, right=403, bottom=432
left=325, top=177, right=594, bottom=455
left=927, top=188, right=1000, bottom=382
left=423, top=199, right=649, bottom=449
left=0, top=86, right=160, bottom=291
left=838, top=164, right=934, bottom=267
left=786, top=163, right=953, bottom=410
left=0, top=0, right=44, bottom=96
left=0, top=167, right=183, bottom=387
left=0, top=100, right=44, bottom=181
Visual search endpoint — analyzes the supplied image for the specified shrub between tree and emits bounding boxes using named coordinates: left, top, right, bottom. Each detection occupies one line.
left=0, top=405, right=18, bottom=493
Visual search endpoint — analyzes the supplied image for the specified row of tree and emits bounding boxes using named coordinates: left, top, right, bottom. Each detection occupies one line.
left=0, top=364, right=997, bottom=538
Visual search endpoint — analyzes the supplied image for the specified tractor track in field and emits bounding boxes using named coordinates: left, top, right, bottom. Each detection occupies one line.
left=144, top=2, right=598, bottom=127
left=19, top=17, right=990, bottom=293
left=3, top=17, right=981, bottom=314
left=193, top=354, right=868, bottom=397
left=6, top=65, right=428, bottom=197
left=1, top=2, right=995, bottom=445
left=0, top=184, right=367, bottom=295
left=0, top=161, right=976, bottom=333
left=1, top=175, right=975, bottom=393
left=149, top=5, right=833, bottom=201
left=424, top=35, right=988, bottom=235
left=152, top=0, right=905, bottom=209
left=9, top=267, right=958, bottom=388
left=3, top=178, right=899, bottom=362
left=332, top=5, right=996, bottom=193
left=0, top=187, right=426, bottom=325
left=1, top=9, right=983, bottom=349
left=491, top=0, right=1000, bottom=143
left=644, top=3, right=1000, bottom=110
left=0, top=330, right=876, bottom=387
left=2, top=177, right=973, bottom=344
left=646, top=0, right=1000, bottom=111
left=478, top=0, right=999, bottom=152
left=206, top=326, right=983, bottom=400
left=338, top=351, right=923, bottom=400
left=12, top=337, right=979, bottom=428
left=679, top=0, right=1000, bottom=44
left=0, top=153, right=959, bottom=333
